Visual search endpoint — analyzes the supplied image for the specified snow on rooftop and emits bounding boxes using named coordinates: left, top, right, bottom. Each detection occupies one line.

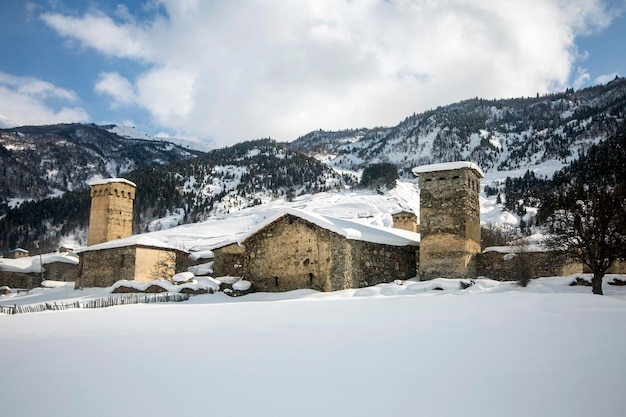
left=412, top=161, right=484, bottom=178
left=87, top=178, right=137, bottom=187
left=240, top=208, right=420, bottom=246
left=0, top=252, right=79, bottom=274
left=75, top=235, right=186, bottom=254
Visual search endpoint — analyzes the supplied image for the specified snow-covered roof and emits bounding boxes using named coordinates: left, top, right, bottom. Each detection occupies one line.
left=87, top=177, right=137, bottom=187
left=7, top=248, right=29, bottom=254
left=75, top=235, right=187, bottom=254
left=0, top=252, right=79, bottom=274
left=412, top=161, right=484, bottom=178
left=482, top=245, right=547, bottom=254
left=240, top=208, right=420, bottom=247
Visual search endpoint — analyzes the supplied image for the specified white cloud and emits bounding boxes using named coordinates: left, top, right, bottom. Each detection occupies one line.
left=40, top=11, right=151, bottom=60
left=40, top=0, right=619, bottom=146
left=595, top=72, right=621, bottom=84
left=573, top=67, right=592, bottom=89
left=0, top=72, right=89, bottom=127
left=95, top=72, right=137, bottom=107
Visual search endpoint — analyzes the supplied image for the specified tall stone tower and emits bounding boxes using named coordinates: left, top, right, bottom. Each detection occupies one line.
left=413, top=162, right=483, bottom=279
left=87, top=178, right=136, bottom=246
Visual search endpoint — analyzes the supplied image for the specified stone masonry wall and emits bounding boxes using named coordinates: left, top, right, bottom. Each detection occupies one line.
left=476, top=251, right=583, bottom=280
left=0, top=270, right=42, bottom=289
left=212, top=244, right=246, bottom=277
left=44, top=262, right=79, bottom=282
left=243, top=215, right=332, bottom=292
left=346, top=239, right=417, bottom=287
left=78, top=246, right=136, bottom=288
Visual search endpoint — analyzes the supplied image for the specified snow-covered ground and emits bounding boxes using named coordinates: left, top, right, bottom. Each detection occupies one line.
left=1, top=275, right=625, bottom=417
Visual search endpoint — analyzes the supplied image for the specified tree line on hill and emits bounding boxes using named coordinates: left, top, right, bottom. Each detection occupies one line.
left=0, top=140, right=352, bottom=254
left=501, top=120, right=626, bottom=294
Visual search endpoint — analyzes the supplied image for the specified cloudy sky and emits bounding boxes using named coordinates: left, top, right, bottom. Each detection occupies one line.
left=1, top=0, right=625, bottom=147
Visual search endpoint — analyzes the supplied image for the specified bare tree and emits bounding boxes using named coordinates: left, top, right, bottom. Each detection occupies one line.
left=543, top=184, right=626, bottom=295
left=511, top=236, right=534, bottom=287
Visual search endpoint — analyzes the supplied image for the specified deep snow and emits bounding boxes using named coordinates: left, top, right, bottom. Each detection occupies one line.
left=1, top=275, right=625, bottom=417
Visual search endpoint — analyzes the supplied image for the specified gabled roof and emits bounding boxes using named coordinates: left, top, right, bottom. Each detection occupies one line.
left=75, top=235, right=188, bottom=254
left=240, top=208, right=420, bottom=247
left=8, top=248, right=29, bottom=254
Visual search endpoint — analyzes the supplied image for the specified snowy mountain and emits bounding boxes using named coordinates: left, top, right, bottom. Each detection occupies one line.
left=289, top=77, right=626, bottom=177
left=0, top=139, right=353, bottom=253
left=0, top=123, right=203, bottom=207
left=2, top=80, right=624, bottom=253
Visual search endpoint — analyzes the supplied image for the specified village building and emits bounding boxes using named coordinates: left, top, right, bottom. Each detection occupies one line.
left=237, top=209, right=420, bottom=292
left=74, top=177, right=189, bottom=287
left=4, top=248, right=30, bottom=259
left=75, top=236, right=188, bottom=288
left=0, top=252, right=79, bottom=289
left=413, top=162, right=483, bottom=279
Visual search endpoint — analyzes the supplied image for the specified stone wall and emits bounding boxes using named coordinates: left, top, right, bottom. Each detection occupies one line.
left=45, top=262, right=79, bottom=282
left=243, top=216, right=331, bottom=291
left=212, top=243, right=246, bottom=277
left=608, top=260, right=626, bottom=274
left=344, top=239, right=417, bottom=288
left=0, top=270, right=42, bottom=289
left=78, top=246, right=137, bottom=288
left=476, top=250, right=583, bottom=281
left=241, top=214, right=417, bottom=292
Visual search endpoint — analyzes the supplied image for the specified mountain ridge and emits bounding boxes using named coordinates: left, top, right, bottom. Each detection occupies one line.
left=1, top=78, right=625, bottom=253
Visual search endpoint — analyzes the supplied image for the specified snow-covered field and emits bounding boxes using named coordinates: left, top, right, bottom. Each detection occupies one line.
left=2, top=275, right=625, bottom=417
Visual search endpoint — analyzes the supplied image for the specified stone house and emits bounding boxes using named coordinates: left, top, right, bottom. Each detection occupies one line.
left=0, top=252, right=79, bottom=289
left=4, top=248, right=29, bottom=259
left=76, top=236, right=189, bottom=288
left=76, top=177, right=184, bottom=288
left=237, top=209, right=420, bottom=292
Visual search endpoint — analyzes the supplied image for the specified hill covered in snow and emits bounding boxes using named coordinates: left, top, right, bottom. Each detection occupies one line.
left=2, top=79, right=624, bottom=253
left=289, top=77, right=626, bottom=176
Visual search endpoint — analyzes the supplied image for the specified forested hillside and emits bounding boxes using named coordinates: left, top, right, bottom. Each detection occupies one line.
left=0, top=139, right=351, bottom=253
left=500, top=119, right=626, bottom=228
left=290, top=77, right=626, bottom=176
left=0, top=123, right=201, bottom=209
left=2, top=79, right=625, bottom=253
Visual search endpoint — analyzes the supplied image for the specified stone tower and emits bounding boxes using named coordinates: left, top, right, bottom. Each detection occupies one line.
left=392, top=210, right=419, bottom=233
left=413, top=162, right=483, bottom=279
left=87, top=178, right=136, bottom=246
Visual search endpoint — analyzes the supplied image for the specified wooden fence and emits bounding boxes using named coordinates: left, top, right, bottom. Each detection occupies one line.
left=0, top=292, right=190, bottom=315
